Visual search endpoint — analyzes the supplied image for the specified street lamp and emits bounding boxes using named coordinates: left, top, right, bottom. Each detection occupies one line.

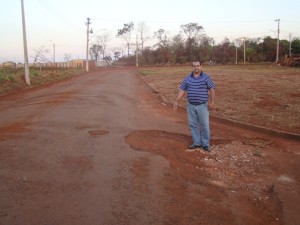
left=85, top=18, right=92, bottom=72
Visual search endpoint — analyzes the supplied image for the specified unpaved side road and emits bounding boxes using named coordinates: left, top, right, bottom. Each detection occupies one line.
left=0, top=68, right=299, bottom=225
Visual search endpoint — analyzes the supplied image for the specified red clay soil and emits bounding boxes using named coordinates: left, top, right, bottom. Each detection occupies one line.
left=0, top=68, right=299, bottom=225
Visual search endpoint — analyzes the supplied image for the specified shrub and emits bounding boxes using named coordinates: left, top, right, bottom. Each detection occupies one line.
left=8, top=74, right=15, bottom=81
left=30, top=70, right=39, bottom=77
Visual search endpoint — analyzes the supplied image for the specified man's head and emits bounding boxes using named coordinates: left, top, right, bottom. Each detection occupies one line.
left=192, top=61, right=202, bottom=74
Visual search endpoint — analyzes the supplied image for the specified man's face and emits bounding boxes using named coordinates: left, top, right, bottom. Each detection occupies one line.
left=192, top=62, right=201, bottom=73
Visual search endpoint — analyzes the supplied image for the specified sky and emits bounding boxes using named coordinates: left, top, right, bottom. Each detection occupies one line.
left=1, top=0, right=299, bottom=63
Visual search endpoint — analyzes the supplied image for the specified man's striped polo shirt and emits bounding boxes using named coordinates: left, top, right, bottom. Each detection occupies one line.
left=179, top=71, right=215, bottom=104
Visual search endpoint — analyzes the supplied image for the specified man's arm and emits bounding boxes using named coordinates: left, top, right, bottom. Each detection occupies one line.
left=208, top=88, right=215, bottom=110
left=173, top=89, right=186, bottom=110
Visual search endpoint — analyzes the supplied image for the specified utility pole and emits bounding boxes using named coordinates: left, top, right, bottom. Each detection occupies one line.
left=50, top=40, right=55, bottom=63
left=136, top=34, right=138, bottom=67
left=233, top=38, right=239, bottom=64
left=235, top=45, right=237, bottom=65
left=53, top=43, right=55, bottom=63
left=275, top=19, right=280, bottom=63
left=21, top=0, right=30, bottom=85
left=289, top=33, right=292, bottom=57
left=242, top=37, right=246, bottom=64
left=85, top=18, right=91, bottom=72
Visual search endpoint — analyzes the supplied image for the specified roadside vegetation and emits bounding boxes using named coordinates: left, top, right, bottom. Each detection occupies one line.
left=139, top=64, right=300, bottom=134
left=0, top=67, right=84, bottom=97
left=113, top=22, right=300, bottom=66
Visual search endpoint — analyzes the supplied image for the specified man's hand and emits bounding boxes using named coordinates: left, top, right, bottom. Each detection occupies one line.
left=208, top=101, right=215, bottom=110
left=173, top=90, right=185, bottom=110
left=173, top=101, right=178, bottom=110
left=208, top=88, right=215, bottom=110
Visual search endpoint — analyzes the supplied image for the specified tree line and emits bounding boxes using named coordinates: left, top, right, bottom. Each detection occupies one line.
left=111, top=22, right=300, bottom=65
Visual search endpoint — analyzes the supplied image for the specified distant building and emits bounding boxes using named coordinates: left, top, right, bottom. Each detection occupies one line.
left=71, top=59, right=96, bottom=69
left=95, top=60, right=112, bottom=67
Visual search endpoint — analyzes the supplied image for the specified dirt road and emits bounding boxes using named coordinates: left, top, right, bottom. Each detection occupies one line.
left=0, top=68, right=299, bottom=225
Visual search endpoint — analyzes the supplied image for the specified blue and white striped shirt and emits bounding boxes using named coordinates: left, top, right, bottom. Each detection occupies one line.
left=179, top=71, right=215, bottom=104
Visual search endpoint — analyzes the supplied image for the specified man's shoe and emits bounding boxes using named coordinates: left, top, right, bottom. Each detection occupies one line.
left=203, top=146, right=211, bottom=152
left=188, top=144, right=202, bottom=149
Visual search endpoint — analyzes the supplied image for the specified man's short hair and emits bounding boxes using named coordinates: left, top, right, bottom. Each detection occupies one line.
left=192, top=57, right=201, bottom=64
left=192, top=60, right=201, bottom=66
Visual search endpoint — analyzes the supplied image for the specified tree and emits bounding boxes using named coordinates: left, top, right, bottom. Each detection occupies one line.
left=31, top=46, right=49, bottom=71
left=154, top=29, right=171, bottom=64
left=280, top=39, right=290, bottom=58
left=31, top=46, right=49, bottom=63
left=113, top=51, right=121, bottom=60
left=113, top=23, right=295, bottom=65
left=245, top=38, right=262, bottom=62
left=95, top=32, right=111, bottom=58
left=262, top=36, right=277, bottom=62
left=137, top=21, right=151, bottom=52
left=140, top=47, right=155, bottom=65
left=220, top=37, right=231, bottom=63
left=112, top=47, right=123, bottom=60
left=154, top=29, right=170, bottom=48
left=89, top=44, right=103, bottom=61
left=117, top=22, right=134, bottom=57
left=292, top=38, right=300, bottom=53
left=180, top=23, right=204, bottom=61
left=171, top=34, right=186, bottom=64
left=199, top=35, right=215, bottom=62
left=64, top=53, right=72, bottom=62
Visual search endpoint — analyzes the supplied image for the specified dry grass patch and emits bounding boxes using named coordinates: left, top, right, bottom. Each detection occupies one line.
left=139, top=65, right=300, bottom=134
left=0, top=68, right=85, bottom=97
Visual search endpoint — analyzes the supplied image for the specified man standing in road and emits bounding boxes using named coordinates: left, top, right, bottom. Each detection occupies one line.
left=173, top=61, right=216, bottom=152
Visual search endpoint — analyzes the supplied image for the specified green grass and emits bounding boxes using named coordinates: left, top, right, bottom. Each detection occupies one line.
left=8, top=74, right=15, bottom=81
left=30, top=70, right=40, bottom=77
left=0, top=74, right=4, bottom=83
